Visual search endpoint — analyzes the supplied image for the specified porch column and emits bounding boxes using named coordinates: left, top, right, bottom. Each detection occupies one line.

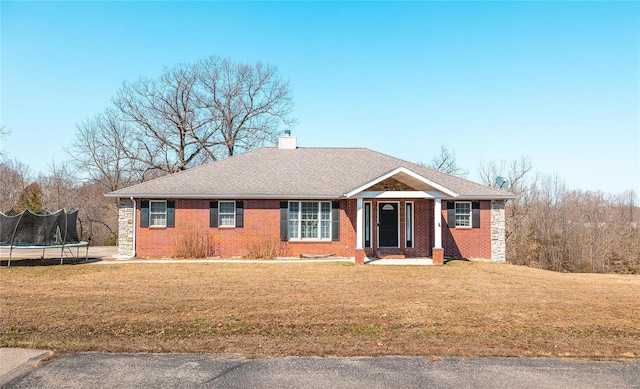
left=355, top=198, right=365, bottom=264
left=433, top=198, right=444, bottom=265
left=434, top=198, right=442, bottom=248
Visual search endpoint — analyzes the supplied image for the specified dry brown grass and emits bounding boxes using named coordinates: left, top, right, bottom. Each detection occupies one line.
left=1, top=261, right=639, bottom=358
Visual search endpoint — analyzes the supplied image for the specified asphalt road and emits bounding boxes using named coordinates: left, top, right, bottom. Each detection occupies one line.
left=5, top=354, right=640, bottom=389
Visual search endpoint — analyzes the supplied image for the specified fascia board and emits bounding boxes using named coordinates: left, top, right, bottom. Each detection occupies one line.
left=345, top=167, right=458, bottom=198
left=104, top=194, right=344, bottom=200
left=352, top=191, right=438, bottom=199
left=453, top=195, right=517, bottom=200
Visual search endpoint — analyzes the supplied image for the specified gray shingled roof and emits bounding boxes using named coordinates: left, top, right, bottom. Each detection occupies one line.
left=106, top=147, right=513, bottom=199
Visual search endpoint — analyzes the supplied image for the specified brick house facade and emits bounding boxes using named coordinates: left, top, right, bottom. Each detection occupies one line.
left=108, top=136, right=513, bottom=264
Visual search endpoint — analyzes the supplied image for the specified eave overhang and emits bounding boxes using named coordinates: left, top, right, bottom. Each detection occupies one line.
left=453, top=195, right=516, bottom=201
left=104, top=193, right=344, bottom=200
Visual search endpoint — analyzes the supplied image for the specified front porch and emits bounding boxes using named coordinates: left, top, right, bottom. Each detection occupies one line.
left=346, top=167, right=453, bottom=265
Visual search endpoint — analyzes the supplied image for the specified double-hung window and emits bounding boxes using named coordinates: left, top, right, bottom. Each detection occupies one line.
left=455, top=202, right=471, bottom=227
left=149, top=201, right=167, bottom=227
left=288, top=201, right=331, bottom=240
left=218, top=201, right=236, bottom=227
left=210, top=201, right=243, bottom=228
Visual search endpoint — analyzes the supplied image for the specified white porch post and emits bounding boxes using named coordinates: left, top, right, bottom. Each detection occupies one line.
left=434, top=197, right=442, bottom=249
left=356, top=197, right=363, bottom=249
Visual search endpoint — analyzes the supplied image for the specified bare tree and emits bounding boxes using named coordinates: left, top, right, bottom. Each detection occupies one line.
left=103, top=56, right=294, bottom=175
left=114, top=62, right=215, bottom=173
left=68, top=109, right=147, bottom=192
left=66, top=56, right=294, bottom=245
left=73, top=181, right=119, bottom=245
left=0, top=159, right=31, bottom=211
left=478, top=156, right=534, bottom=193
left=0, top=125, right=10, bottom=161
left=420, top=145, right=468, bottom=178
left=38, top=161, right=79, bottom=210
left=478, top=155, right=639, bottom=273
left=196, top=57, right=295, bottom=157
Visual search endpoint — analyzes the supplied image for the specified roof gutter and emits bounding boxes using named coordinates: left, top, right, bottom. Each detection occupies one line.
left=130, top=196, right=136, bottom=258
left=106, top=194, right=346, bottom=200
left=453, top=194, right=517, bottom=200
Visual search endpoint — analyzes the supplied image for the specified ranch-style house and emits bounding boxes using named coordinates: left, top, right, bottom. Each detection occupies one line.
left=106, top=134, right=514, bottom=264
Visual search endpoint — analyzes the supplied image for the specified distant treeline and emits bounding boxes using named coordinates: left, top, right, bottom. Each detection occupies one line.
left=505, top=175, right=638, bottom=273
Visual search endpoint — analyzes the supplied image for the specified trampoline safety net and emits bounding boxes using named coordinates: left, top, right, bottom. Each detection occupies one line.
left=0, top=209, right=82, bottom=246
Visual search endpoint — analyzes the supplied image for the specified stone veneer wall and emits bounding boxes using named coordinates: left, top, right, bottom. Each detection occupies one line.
left=117, top=198, right=134, bottom=258
left=490, top=200, right=506, bottom=262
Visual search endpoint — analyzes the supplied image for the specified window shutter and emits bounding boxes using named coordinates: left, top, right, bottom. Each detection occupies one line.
left=140, top=201, right=149, bottom=228
left=331, top=201, right=340, bottom=241
left=280, top=202, right=288, bottom=241
left=472, top=201, right=481, bottom=228
left=166, top=201, right=175, bottom=228
left=210, top=201, right=218, bottom=228
left=235, top=201, right=244, bottom=228
left=446, top=201, right=455, bottom=228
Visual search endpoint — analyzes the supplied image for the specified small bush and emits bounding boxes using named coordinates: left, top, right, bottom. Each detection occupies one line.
left=175, top=230, right=218, bottom=258
left=243, top=233, right=282, bottom=259
left=103, top=234, right=117, bottom=246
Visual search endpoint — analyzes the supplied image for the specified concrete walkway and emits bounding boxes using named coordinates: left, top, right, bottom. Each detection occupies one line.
left=366, top=257, right=434, bottom=265
left=94, top=258, right=355, bottom=264
left=2, top=246, right=436, bottom=266
left=95, top=257, right=434, bottom=265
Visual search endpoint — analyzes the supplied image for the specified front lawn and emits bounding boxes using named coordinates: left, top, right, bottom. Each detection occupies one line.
left=1, top=261, right=638, bottom=358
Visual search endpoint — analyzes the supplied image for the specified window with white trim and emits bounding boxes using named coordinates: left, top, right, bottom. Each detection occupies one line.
left=455, top=202, right=471, bottom=227
left=289, top=201, right=331, bottom=240
left=405, top=202, right=413, bottom=248
left=149, top=200, right=167, bottom=227
left=218, top=201, right=236, bottom=227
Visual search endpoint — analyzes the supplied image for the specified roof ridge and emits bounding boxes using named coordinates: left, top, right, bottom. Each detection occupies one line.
left=273, top=146, right=370, bottom=150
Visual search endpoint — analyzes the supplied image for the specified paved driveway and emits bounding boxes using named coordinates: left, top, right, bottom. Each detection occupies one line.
left=6, top=354, right=640, bottom=389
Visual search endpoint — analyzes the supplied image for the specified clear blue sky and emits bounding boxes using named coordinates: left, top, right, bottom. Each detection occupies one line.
left=2, top=1, right=639, bottom=194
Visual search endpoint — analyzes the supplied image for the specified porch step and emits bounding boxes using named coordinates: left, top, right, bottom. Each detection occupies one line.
left=376, top=254, right=406, bottom=259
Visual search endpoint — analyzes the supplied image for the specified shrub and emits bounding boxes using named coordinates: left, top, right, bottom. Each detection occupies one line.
left=243, top=232, right=282, bottom=259
left=175, top=230, right=218, bottom=258
left=103, top=233, right=117, bottom=246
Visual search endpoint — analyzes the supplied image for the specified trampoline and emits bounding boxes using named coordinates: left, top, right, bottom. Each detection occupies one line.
left=0, top=208, right=90, bottom=266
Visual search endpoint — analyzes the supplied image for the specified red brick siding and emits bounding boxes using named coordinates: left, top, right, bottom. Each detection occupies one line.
left=135, top=199, right=356, bottom=258
left=134, top=198, right=492, bottom=259
left=440, top=200, right=492, bottom=259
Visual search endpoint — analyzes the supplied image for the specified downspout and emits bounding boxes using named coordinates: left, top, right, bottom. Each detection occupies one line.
left=130, top=196, right=136, bottom=258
